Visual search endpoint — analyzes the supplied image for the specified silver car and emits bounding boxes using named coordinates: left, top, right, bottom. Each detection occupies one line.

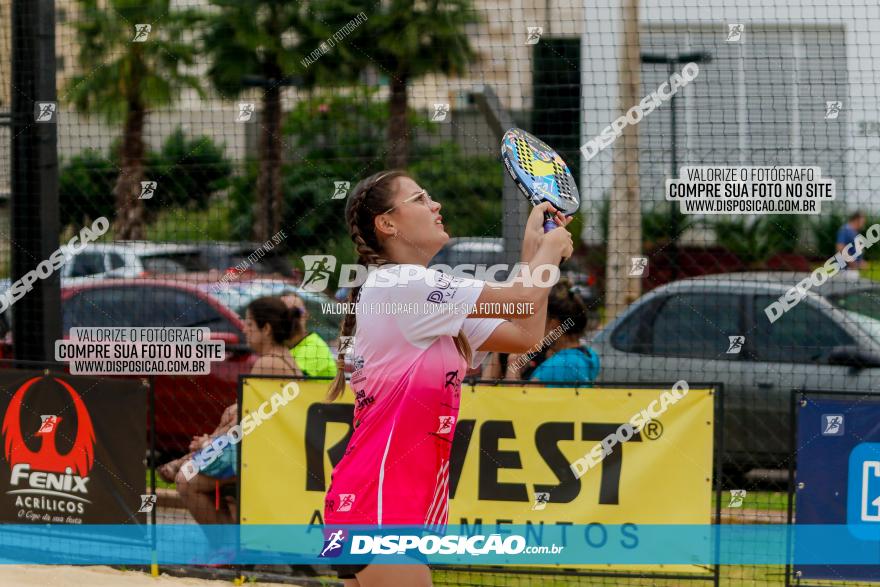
left=60, top=242, right=200, bottom=283
left=591, top=272, right=880, bottom=475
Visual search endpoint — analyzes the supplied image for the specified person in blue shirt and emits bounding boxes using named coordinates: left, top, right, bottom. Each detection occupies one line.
left=527, top=281, right=600, bottom=385
left=484, top=279, right=600, bottom=386
left=836, top=211, right=867, bottom=270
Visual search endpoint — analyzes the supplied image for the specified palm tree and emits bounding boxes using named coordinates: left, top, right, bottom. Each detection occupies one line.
left=66, top=0, right=203, bottom=239
left=199, top=0, right=314, bottom=241
left=353, top=0, right=479, bottom=168
left=714, top=216, right=804, bottom=268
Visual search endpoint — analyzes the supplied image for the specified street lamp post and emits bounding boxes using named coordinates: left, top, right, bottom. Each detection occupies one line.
left=640, top=51, right=712, bottom=280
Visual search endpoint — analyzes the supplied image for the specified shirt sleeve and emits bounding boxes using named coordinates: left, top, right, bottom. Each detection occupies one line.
left=462, top=317, right=506, bottom=369
left=390, top=266, right=487, bottom=348
left=836, top=226, right=849, bottom=246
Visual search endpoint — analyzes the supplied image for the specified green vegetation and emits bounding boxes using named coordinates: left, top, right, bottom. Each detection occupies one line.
left=59, top=127, right=233, bottom=230
left=745, top=491, right=788, bottom=512
left=66, top=0, right=204, bottom=238
left=145, top=199, right=234, bottom=242
left=229, top=90, right=502, bottom=262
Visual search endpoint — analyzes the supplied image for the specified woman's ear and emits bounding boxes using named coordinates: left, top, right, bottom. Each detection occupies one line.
left=374, top=214, right=396, bottom=239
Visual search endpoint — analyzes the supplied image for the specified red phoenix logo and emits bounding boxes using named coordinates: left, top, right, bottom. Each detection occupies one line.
left=2, top=377, right=95, bottom=476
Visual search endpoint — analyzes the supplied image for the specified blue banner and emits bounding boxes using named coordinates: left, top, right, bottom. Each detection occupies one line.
left=797, top=397, right=880, bottom=581
left=0, top=524, right=876, bottom=565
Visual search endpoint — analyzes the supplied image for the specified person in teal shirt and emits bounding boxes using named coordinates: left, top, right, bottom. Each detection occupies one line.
left=527, top=281, right=599, bottom=386
left=486, top=279, right=599, bottom=386
left=282, top=293, right=337, bottom=378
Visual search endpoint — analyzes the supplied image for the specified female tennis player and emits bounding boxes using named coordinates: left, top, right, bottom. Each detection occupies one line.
left=324, top=170, right=573, bottom=586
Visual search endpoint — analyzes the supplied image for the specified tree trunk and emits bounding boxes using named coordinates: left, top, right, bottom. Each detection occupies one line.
left=386, top=70, right=409, bottom=169
left=605, top=0, right=642, bottom=321
left=113, top=102, right=146, bottom=240
left=254, top=81, right=283, bottom=241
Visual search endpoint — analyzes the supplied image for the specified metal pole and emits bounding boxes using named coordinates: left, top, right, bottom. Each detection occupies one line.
left=472, top=87, right=528, bottom=274
left=605, top=0, right=642, bottom=321
left=642, top=52, right=710, bottom=283
left=10, top=0, right=61, bottom=362
left=669, top=60, right=679, bottom=280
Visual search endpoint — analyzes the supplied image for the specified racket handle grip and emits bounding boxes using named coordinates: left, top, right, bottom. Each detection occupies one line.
left=542, top=212, right=558, bottom=233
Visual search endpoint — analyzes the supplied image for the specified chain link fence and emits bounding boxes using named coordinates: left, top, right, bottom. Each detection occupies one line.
left=3, top=0, right=880, bottom=585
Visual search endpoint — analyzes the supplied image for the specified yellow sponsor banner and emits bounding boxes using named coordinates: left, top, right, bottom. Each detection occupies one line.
left=240, top=378, right=714, bottom=530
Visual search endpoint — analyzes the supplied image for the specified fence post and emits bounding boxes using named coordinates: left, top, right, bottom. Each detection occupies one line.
left=10, top=0, right=61, bottom=361
left=713, top=383, right=723, bottom=587
left=148, top=376, right=158, bottom=576
left=785, top=389, right=799, bottom=587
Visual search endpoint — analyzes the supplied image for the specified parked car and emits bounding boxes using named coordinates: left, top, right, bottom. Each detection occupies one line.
left=0, top=279, right=257, bottom=457
left=187, top=241, right=298, bottom=281
left=591, top=272, right=880, bottom=476
left=431, top=237, right=510, bottom=280
left=60, top=242, right=201, bottom=283
left=432, top=237, right=505, bottom=265
left=431, top=237, right=593, bottom=294
left=200, top=279, right=342, bottom=345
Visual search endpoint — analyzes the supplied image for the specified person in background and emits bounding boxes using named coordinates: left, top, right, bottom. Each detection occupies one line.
left=281, top=292, right=337, bottom=378
left=485, top=279, right=599, bottom=386
left=171, top=296, right=301, bottom=525
left=837, top=211, right=868, bottom=271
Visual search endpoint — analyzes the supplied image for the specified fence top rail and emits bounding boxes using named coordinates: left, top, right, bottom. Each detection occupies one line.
left=793, top=388, right=880, bottom=400
left=238, top=373, right=722, bottom=391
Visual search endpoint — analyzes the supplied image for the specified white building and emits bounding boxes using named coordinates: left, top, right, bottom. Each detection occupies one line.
left=582, top=0, right=875, bottom=245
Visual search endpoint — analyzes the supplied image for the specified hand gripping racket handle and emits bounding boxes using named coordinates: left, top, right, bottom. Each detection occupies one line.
left=543, top=211, right=569, bottom=264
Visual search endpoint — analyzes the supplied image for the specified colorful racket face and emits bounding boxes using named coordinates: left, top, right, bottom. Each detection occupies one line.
left=501, top=128, right=580, bottom=231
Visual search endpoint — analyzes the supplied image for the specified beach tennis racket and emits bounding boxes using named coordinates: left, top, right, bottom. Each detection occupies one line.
left=501, top=128, right=581, bottom=232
